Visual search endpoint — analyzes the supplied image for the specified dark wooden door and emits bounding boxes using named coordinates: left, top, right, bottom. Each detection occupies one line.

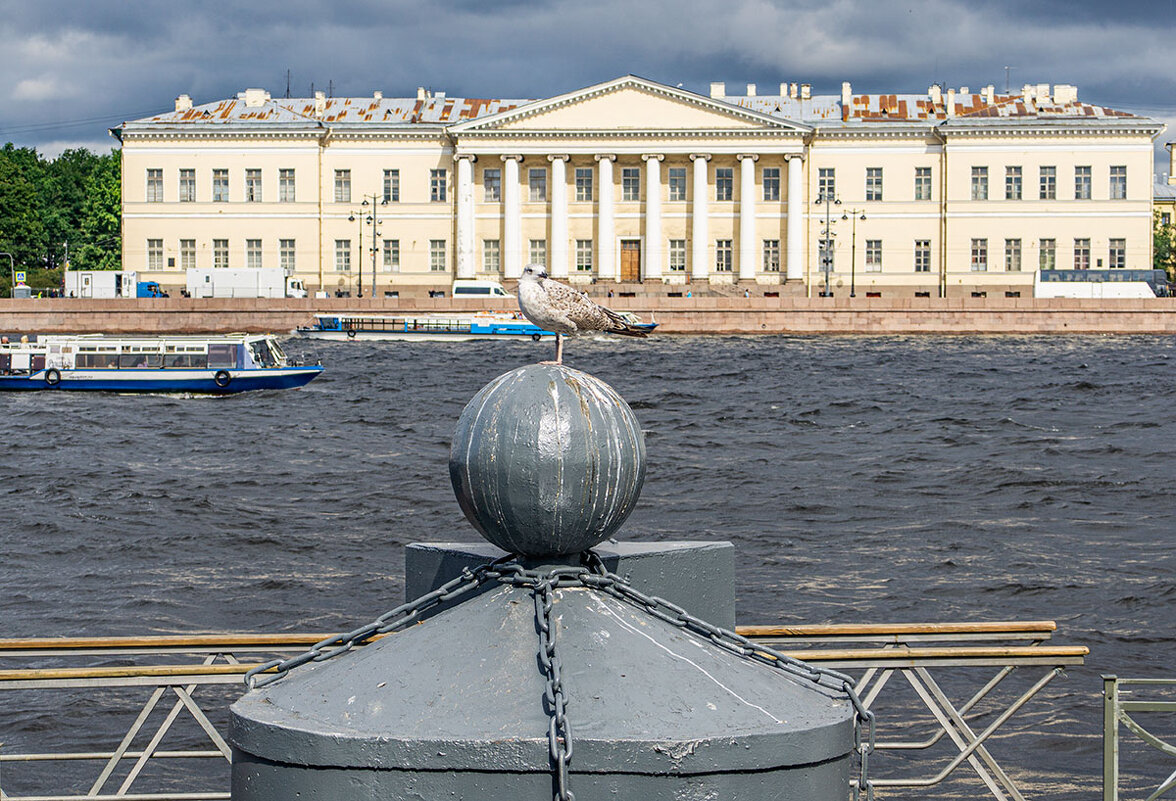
left=620, top=240, right=641, bottom=282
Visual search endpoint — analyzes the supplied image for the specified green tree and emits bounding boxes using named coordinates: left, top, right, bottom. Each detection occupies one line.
left=73, top=151, right=121, bottom=271
left=1154, top=210, right=1176, bottom=282
left=0, top=144, right=46, bottom=269
left=43, top=148, right=104, bottom=269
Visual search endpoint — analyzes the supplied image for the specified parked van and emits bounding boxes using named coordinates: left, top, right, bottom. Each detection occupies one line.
left=452, top=279, right=513, bottom=298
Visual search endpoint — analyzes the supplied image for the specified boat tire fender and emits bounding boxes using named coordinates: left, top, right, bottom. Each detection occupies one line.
left=44, top=368, right=61, bottom=387
left=346, top=329, right=356, bottom=339
left=214, top=370, right=232, bottom=388
left=531, top=333, right=541, bottom=342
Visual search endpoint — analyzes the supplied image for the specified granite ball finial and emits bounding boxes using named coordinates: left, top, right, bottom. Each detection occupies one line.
left=449, top=364, right=646, bottom=557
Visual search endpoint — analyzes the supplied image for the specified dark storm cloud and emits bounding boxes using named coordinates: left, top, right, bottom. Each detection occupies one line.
left=1, top=0, right=1174, bottom=158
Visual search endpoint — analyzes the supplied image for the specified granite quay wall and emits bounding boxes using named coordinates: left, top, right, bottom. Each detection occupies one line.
left=1, top=296, right=1175, bottom=335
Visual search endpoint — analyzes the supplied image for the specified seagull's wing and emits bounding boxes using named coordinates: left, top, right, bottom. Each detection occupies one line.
left=541, top=279, right=650, bottom=337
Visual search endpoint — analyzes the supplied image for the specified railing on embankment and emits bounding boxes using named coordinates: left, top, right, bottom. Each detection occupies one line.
left=0, top=622, right=1089, bottom=801
left=2, top=297, right=1176, bottom=335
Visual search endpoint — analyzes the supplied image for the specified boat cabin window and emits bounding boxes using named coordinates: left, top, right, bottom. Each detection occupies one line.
left=76, top=348, right=120, bottom=369
left=207, top=344, right=239, bottom=369
left=118, top=352, right=162, bottom=369
left=164, top=352, right=207, bottom=368
left=248, top=339, right=277, bottom=368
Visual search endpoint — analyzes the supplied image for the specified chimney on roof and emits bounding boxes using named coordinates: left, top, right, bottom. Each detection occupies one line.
left=710, top=82, right=726, bottom=99
left=841, top=81, right=852, bottom=107
left=241, top=88, right=270, bottom=108
left=417, top=86, right=427, bottom=101
left=1053, top=84, right=1078, bottom=104
left=1036, top=83, right=1050, bottom=101
left=800, top=83, right=811, bottom=100
left=746, top=83, right=756, bottom=96
left=779, top=82, right=788, bottom=97
left=983, top=85, right=995, bottom=104
left=373, top=90, right=383, bottom=100
left=959, top=86, right=969, bottom=95
left=1169, top=146, right=1176, bottom=185
left=175, top=94, right=192, bottom=113
left=435, top=91, right=446, bottom=99
left=928, top=85, right=941, bottom=105
left=789, top=82, right=798, bottom=99
left=946, top=88, right=956, bottom=117
left=314, top=90, right=326, bottom=117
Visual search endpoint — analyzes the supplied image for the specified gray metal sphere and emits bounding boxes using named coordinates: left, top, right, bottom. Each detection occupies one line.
left=449, top=364, right=645, bottom=557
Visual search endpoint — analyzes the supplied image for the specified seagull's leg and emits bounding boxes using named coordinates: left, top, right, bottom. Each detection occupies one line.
left=555, top=333, right=564, bottom=365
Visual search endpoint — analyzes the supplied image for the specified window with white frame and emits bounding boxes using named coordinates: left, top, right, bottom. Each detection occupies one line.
left=213, top=169, right=229, bottom=202
left=1004, top=238, right=1021, bottom=272
left=382, top=239, right=399, bottom=271
left=1040, top=239, right=1056, bottom=270
left=429, top=239, right=447, bottom=271
left=213, top=239, right=229, bottom=269
left=280, top=239, right=295, bottom=273
left=529, top=168, right=547, bottom=202
left=1109, top=238, right=1126, bottom=268
left=1074, top=238, right=1091, bottom=269
left=914, top=240, right=931, bottom=272
left=146, top=239, right=163, bottom=269
left=970, top=238, right=988, bottom=271
left=575, top=167, right=593, bottom=202
left=179, top=169, right=195, bottom=202
left=334, top=170, right=351, bottom=203
left=865, top=168, right=883, bottom=202
left=484, top=168, right=501, bottom=202
left=483, top=239, right=501, bottom=272
left=245, top=169, right=262, bottom=202
left=1005, top=166, right=1022, bottom=200
left=246, top=238, right=262, bottom=269
left=970, top=167, right=988, bottom=201
left=575, top=239, right=593, bottom=272
left=1075, top=166, right=1092, bottom=200
left=668, top=239, right=686, bottom=272
left=668, top=167, right=687, bottom=201
left=279, top=169, right=295, bottom=202
left=529, top=239, right=547, bottom=266
left=180, top=239, right=196, bottom=270
left=430, top=169, right=447, bottom=202
left=715, top=239, right=733, bottom=271
left=1040, top=166, right=1056, bottom=200
left=1110, top=166, right=1127, bottom=200
left=762, top=167, right=780, bottom=202
left=335, top=239, right=351, bottom=271
left=865, top=239, right=882, bottom=272
left=146, top=169, right=163, bottom=202
left=914, top=167, right=931, bottom=201
left=715, top=168, right=733, bottom=202
left=622, top=167, right=640, bottom=201
left=818, top=167, right=835, bottom=201
left=762, top=239, right=780, bottom=272
left=383, top=169, right=400, bottom=203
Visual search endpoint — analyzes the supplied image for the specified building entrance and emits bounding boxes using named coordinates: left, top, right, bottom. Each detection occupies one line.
left=620, top=240, right=641, bottom=282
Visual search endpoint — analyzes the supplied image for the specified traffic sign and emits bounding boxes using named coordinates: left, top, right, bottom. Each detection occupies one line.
left=14, top=271, right=26, bottom=283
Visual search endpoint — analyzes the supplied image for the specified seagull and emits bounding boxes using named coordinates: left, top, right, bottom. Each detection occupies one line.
left=517, top=265, right=650, bottom=364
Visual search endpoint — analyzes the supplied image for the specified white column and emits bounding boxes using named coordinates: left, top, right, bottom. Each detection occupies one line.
left=738, top=154, right=758, bottom=281
left=502, top=155, right=523, bottom=278
left=786, top=154, right=804, bottom=282
left=455, top=154, right=476, bottom=279
left=642, top=154, right=663, bottom=280
left=596, top=154, right=616, bottom=280
left=690, top=154, right=710, bottom=280
left=548, top=154, right=569, bottom=277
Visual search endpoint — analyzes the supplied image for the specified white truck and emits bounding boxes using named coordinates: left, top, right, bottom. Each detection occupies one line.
left=186, top=268, right=307, bottom=299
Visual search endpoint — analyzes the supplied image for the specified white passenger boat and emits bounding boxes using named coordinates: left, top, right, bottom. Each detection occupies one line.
left=296, top=312, right=555, bottom=342
left=0, top=334, right=322, bottom=393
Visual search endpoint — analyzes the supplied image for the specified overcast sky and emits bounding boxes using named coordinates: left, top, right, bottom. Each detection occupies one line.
left=3, top=0, right=1176, bottom=173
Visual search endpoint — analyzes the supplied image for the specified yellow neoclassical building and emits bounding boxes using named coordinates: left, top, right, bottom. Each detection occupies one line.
left=113, top=75, right=1163, bottom=297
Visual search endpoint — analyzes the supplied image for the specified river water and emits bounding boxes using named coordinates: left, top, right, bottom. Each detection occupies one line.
left=3, top=334, right=1175, bottom=798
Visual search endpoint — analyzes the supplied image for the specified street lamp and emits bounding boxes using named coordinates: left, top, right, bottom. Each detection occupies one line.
left=349, top=194, right=388, bottom=298
left=0, top=252, right=14, bottom=297
left=841, top=209, right=866, bottom=297
left=813, top=192, right=840, bottom=296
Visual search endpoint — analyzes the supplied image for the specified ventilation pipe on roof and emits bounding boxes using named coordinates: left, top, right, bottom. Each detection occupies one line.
left=175, top=94, right=193, bottom=112
left=983, top=85, right=995, bottom=104
left=841, top=82, right=852, bottom=107
left=710, top=82, right=726, bottom=99
left=746, top=83, right=756, bottom=96
left=800, top=83, right=811, bottom=100
left=374, top=91, right=383, bottom=100
left=946, top=88, right=956, bottom=117
left=314, top=91, right=326, bottom=117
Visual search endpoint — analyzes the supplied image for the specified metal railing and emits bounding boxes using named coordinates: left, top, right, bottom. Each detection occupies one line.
left=1103, top=675, right=1176, bottom=801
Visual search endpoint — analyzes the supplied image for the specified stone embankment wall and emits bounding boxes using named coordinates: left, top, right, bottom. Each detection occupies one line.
left=1, top=296, right=1174, bottom=335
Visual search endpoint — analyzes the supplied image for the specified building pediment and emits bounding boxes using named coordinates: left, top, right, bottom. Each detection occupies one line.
left=449, top=75, right=809, bottom=137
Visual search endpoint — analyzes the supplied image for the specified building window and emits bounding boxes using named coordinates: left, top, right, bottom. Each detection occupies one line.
left=483, top=168, right=501, bottom=202
left=914, top=167, right=931, bottom=201
left=622, top=167, right=640, bottom=201
left=1110, top=166, right=1127, bottom=200
left=1074, top=238, right=1091, bottom=269
left=818, top=168, right=835, bottom=201
left=762, top=167, right=780, bottom=202
left=762, top=239, right=780, bottom=272
left=669, top=239, right=687, bottom=272
left=970, top=167, right=988, bottom=201
left=280, top=239, right=295, bottom=273
left=575, top=239, right=593, bottom=272
left=146, top=239, right=163, bottom=269
left=1040, top=166, right=1057, bottom=200
left=213, top=239, right=229, bottom=269
left=483, top=239, right=501, bottom=272
left=1005, top=166, right=1022, bottom=200
left=383, top=169, right=400, bottom=203
left=1075, top=166, right=1092, bottom=200
left=1109, top=238, right=1126, bottom=268
left=180, top=239, right=196, bottom=270
left=245, top=169, right=262, bottom=202
left=213, top=169, right=229, bottom=202
left=430, top=169, right=447, bottom=202
left=866, top=167, right=883, bottom=201
left=146, top=169, right=163, bottom=202
left=914, top=240, right=931, bottom=272
left=575, top=167, right=593, bottom=202
left=715, top=239, right=733, bottom=271
left=429, top=239, right=447, bottom=271
left=279, top=169, right=295, bottom=202
left=245, top=239, right=262, bottom=269
left=1039, top=239, right=1056, bottom=270
left=668, top=167, right=687, bottom=201
left=865, top=239, right=882, bottom=272
left=179, top=169, right=195, bottom=202
left=715, top=168, right=733, bottom=202
left=335, top=239, right=351, bottom=271
left=529, top=239, right=547, bottom=266
left=1005, top=238, right=1022, bottom=272
left=334, top=170, right=351, bottom=203
left=970, top=238, right=988, bottom=272
left=529, top=168, right=547, bottom=202
left=1162, top=213, right=1172, bottom=226
left=382, top=240, right=399, bottom=271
